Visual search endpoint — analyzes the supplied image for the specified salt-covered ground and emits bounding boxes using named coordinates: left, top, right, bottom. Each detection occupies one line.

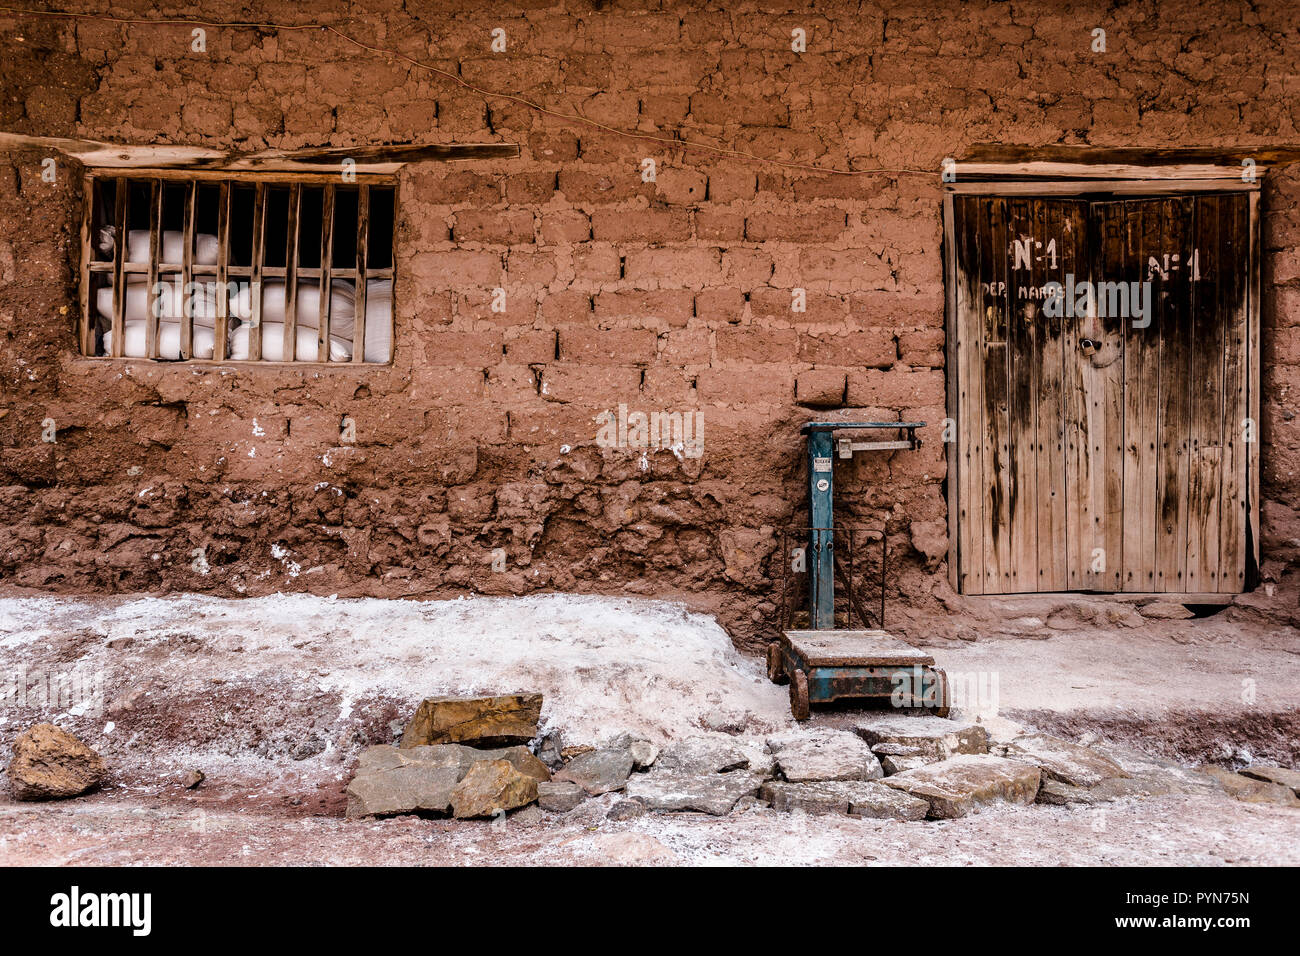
left=0, top=590, right=1296, bottom=866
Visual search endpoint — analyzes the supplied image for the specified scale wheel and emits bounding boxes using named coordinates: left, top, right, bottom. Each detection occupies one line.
left=766, top=643, right=788, bottom=684
left=789, top=669, right=810, bottom=721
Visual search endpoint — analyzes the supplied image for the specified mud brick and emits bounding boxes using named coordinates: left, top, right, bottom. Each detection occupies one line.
left=560, top=328, right=659, bottom=365
left=723, top=248, right=776, bottom=288
left=899, top=328, right=945, bottom=367
left=594, top=290, right=695, bottom=326
left=423, top=331, right=503, bottom=367
left=660, top=328, right=712, bottom=365
left=504, top=170, right=560, bottom=205
left=797, top=247, right=895, bottom=288
left=452, top=208, right=535, bottom=244
left=541, top=365, right=643, bottom=404
left=696, top=207, right=746, bottom=241
left=696, top=365, right=795, bottom=404
left=409, top=250, right=503, bottom=289
left=591, top=207, right=690, bottom=243
left=409, top=169, right=500, bottom=206
left=749, top=287, right=846, bottom=324
left=799, top=330, right=897, bottom=367
left=540, top=209, right=592, bottom=244
left=506, top=249, right=558, bottom=287
left=716, top=326, right=797, bottom=363
left=558, top=168, right=655, bottom=204
left=796, top=369, right=848, bottom=408
left=505, top=330, right=557, bottom=365
left=655, top=168, right=708, bottom=205
left=541, top=290, right=593, bottom=324
left=623, top=247, right=723, bottom=287
left=695, top=288, right=746, bottom=322
left=528, top=129, right=580, bottom=162
left=573, top=243, right=622, bottom=281
left=708, top=167, right=757, bottom=202
left=847, top=369, right=944, bottom=409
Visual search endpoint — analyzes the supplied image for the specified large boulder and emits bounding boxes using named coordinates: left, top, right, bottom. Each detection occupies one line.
left=450, top=759, right=539, bottom=819
left=998, top=734, right=1129, bottom=787
left=765, top=728, right=883, bottom=782
left=400, top=693, right=543, bottom=748
left=1239, top=765, right=1300, bottom=796
left=345, top=743, right=549, bottom=819
left=6, top=723, right=106, bottom=801
left=1201, top=766, right=1300, bottom=807
left=882, top=755, right=1041, bottom=819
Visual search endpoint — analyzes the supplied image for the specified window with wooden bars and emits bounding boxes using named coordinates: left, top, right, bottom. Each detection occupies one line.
left=80, top=173, right=397, bottom=364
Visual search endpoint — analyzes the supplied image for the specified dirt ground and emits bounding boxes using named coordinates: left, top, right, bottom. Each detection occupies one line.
left=0, top=590, right=1297, bottom=866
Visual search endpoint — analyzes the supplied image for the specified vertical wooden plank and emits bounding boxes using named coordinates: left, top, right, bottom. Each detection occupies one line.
left=983, top=197, right=1012, bottom=592
left=1154, top=196, right=1193, bottom=591
left=249, top=182, right=266, bottom=362
left=1076, top=202, right=1124, bottom=590
left=318, top=184, right=335, bottom=363
left=352, top=185, right=370, bottom=364
left=1248, top=189, right=1261, bottom=588
left=1004, top=197, right=1039, bottom=592
left=1217, top=192, right=1249, bottom=592
left=1035, top=200, right=1068, bottom=591
left=144, top=180, right=162, bottom=360
left=1186, top=195, right=1225, bottom=592
left=213, top=182, right=231, bottom=362
left=282, top=184, right=301, bottom=362
left=1063, top=201, right=1086, bottom=588
left=1121, top=200, right=1161, bottom=591
left=179, top=180, right=196, bottom=359
left=79, top=173, right=94, bottom=356
left=954, top=195, right=986, bottom=594
left=109, top=179, right=128, bottom=358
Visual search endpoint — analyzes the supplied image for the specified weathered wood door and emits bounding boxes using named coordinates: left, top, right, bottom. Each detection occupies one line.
left=951, top=192, right=1256, bottom=596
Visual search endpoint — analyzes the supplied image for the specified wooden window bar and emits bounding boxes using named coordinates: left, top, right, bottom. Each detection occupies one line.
left=81, top=172, right=396, bottom=365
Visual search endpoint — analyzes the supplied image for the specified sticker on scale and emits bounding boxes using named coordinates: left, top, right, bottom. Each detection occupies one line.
left=813, top=457, right=832, bottom=472
left=816, top=479, right=829, bottom=492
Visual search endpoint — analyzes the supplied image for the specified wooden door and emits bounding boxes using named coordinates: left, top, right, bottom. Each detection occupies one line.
left=951, top=192, right=1256, bottom=596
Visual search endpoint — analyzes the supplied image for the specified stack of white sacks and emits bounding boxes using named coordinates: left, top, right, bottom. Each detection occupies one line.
left=97, top=229, right=393, bottom=362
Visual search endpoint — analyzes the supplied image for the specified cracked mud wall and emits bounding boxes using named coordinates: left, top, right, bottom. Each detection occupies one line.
left=2, top=1, right=1300, bottom=647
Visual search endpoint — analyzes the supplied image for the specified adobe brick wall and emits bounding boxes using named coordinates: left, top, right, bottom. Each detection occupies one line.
left=2, top=0, right=1300, bottom=646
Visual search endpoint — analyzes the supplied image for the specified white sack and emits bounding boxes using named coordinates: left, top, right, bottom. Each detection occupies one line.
left=103, top=320, right=216, bottom=360
left=228, top=322, right=353, bottom=362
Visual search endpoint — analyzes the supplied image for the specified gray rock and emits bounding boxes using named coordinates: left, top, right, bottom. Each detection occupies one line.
left=882, top=755, right=1041, bottom=819
left=554, top=746, right=635, bottom=794
left=180, top=769, right=205, bottom=790
left=536, top=730, right=565, bottom=769
left=606, top=799, right=648, bottom=821
left=1037, top=774, right=1183, bottom=806
left=629, top=740, right=659, bottom=770
left=536, top=779, right=586, bottom=812
left=292, top=737, right=326, bottom=760
left=765, top=728, right=883, bottom=782
left=854, top=715, right=989, bottom=761
left=625, top=770, right=764, bottom=815
left=761, top=780, right=928, bottom=820
left=998, top=733, right=1129, bottom=787
left=656, top=735, right=750, bottom=774
left=880, top=754, right=935, bottom=775
left=345, top=743, right=549, bottom=819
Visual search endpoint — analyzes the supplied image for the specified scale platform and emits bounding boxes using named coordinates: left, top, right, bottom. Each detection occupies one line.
left=768, top=629, right=950, bottom=720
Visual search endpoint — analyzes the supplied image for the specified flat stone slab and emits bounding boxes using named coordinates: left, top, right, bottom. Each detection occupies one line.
left=854, top=715, right=989, bottom=760
left=625, top=770, right=764, bottom=815
left=999, top=733, right=1129, bottom=787
left=1202, top=766, right=1300, bottom=807
left=765, top=728, right=883, bottom=782
left=760, top=780, right=927, bottom=820
left=537, top=780, right=586, bottom=813
left=882, top=755, right=1041, bottom=819
left=655, top=736, right=751, bottom=775
left=553, top=745, right=635, bottom=795
left=1037, top=773, right=1185, bottom=806
left=1240, top=765, right=1300, bottom=795
left=782, top=629, right=934, bottom=667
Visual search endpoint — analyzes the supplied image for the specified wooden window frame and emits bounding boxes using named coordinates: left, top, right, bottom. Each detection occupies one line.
left=941, top=164, right=1263, bottom=601
left=79, top=169, right=399, bottom=367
